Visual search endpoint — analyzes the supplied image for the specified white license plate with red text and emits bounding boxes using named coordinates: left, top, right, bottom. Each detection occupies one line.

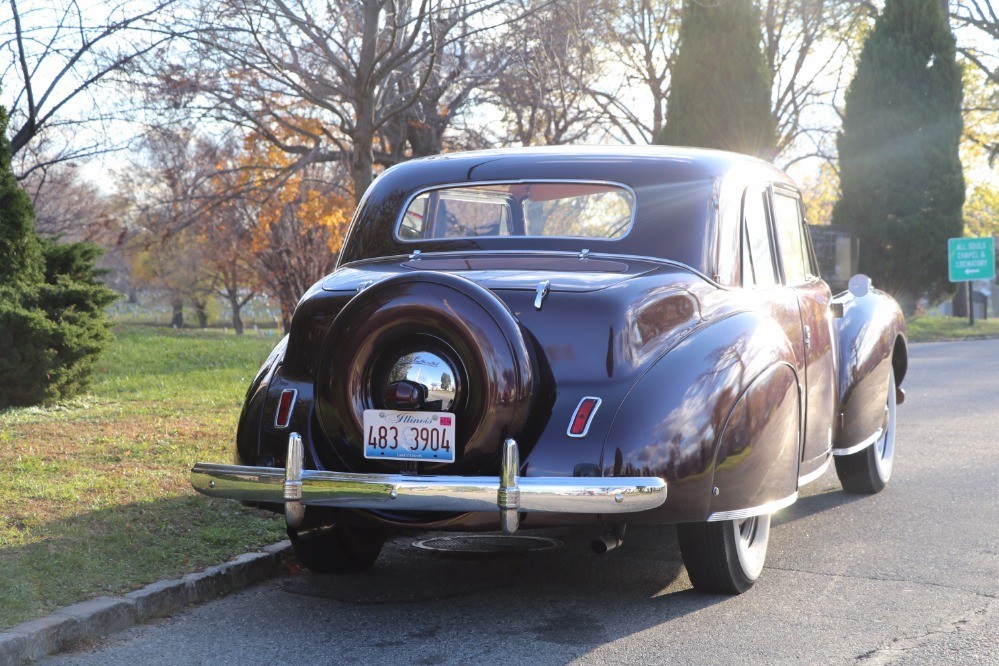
left=362, top=410, right=456, bottom=463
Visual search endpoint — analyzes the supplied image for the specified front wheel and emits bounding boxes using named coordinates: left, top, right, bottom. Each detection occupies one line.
left=677, top=513, right=771, bottom=594
left=835, top=367, right=897, bottom=494
left=288, top=525, right=387, bottom=574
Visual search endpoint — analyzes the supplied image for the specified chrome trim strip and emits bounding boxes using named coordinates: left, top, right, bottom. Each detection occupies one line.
left=833, top=428, right=883, bottom=457
left=797, top=453, right=832, bottom=487
left=338, top=250, right=720, bottom=288
left=707, top=492, right=798, bottom=522
left=191, top=464, right=667, bottom=516
left=566, top=396, right=602, bottom=438
left=273, top=389, right=298, bottom=428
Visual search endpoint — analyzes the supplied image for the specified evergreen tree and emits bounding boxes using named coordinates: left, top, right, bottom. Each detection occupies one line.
left=0, top=107, right=43, bottom=287
left=832, top=0, right=964, bottom=306
left=0, top=103, right=117, bottom=408
left=659, top=0, right=776, bottom=159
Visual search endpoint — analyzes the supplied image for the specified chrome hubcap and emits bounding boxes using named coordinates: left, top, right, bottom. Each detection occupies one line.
left=733, top=513, right=770, bottom=580
left=386, top=351, right=458, bottom=410
left=874, top=372, right=897, bottom=481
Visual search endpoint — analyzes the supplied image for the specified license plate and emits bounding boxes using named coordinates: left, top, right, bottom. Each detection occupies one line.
left=362, top=409, right=456, bottom=463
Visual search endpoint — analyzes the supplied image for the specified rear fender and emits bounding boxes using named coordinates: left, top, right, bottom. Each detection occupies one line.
left=707, top=362, right=799, bottom=518
left=603, top=311, right=800, bottom=523
left=834, top=290, right=907, bottom=452
left=235, top=335, right=289, bottom=466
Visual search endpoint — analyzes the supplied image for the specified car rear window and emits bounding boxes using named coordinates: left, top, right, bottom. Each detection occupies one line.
left=397, top=182, right=635, bottom=241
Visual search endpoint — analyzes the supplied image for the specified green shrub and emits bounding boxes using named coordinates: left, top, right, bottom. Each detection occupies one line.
left=0, top=104, right=117, bottom=408
left=0, top=286, right=57, bottom=406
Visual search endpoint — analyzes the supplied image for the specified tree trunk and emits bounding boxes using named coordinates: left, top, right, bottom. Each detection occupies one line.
left=195, top=303, right=208, bottom=328
left=350, top=147, right=374, bottom=204
left=228, top=294, right=245, bottom=335
left=171, top=297, right=184, bottom=328
left=348, top=0, right=380, bottom=204
left=652, top=94, right=664, bottom=140
left=952, top=283, right=969, bottom=318
left=280, top=304, right=293, bottom=335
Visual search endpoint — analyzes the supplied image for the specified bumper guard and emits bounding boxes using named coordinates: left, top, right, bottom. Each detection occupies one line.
left=190, top=434, right=667, bottom=534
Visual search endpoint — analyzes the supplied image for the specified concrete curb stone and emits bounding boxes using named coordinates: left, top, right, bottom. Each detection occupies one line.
left=0, top=632, right=30, bottom=665
left=0, top=540, right=291, bottom=664
left=0, top=615, right=79, bottom=663
left=124, top=579, right=190, bottom=623
left=55, top=597, right=138, bottom=642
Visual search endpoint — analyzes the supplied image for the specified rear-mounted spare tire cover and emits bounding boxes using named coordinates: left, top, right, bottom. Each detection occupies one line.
left=315, top=271, right=536, bottom=474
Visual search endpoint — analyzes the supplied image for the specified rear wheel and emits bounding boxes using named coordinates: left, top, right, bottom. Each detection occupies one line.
left=288, top=525, right=387, bottom=574
left=835, top=367, right=896, bottom=494
left=677, top=514, right=771, bottom=594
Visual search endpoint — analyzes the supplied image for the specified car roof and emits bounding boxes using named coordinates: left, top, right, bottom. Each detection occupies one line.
left=339, top=146, right=796, bottom=272
left=383, top=145, right=792, bottom=187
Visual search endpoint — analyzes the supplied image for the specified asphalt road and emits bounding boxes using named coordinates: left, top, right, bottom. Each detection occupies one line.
left=47, top=339, right=999, bottom=665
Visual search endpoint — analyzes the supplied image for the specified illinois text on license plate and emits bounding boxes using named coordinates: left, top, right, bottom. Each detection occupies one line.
left=362, top=410, right=456, bottom=463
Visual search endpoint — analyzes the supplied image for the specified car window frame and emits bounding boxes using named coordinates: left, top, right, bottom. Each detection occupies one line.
left=392, top=179, right=639, bottom=244
left=768, top=184, right=817, bottom=287
left=740, top=185, right=779, bottom=289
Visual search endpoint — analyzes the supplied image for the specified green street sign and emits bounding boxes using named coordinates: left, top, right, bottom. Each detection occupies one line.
left=948, top=237, right=995, bottom=282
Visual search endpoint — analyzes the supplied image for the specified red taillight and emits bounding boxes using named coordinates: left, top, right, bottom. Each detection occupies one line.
left=568, top=397, right=601, bottom=437
left=275, top=389, right=297, bottom=428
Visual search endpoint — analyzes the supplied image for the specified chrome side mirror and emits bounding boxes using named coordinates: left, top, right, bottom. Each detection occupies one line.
left=848, top=274, right=872, bottom=298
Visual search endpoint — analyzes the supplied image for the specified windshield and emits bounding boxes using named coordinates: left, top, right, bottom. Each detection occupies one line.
left=397, top=182, right=635, bottom=242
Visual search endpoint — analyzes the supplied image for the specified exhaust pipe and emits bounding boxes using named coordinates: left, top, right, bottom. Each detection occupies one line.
left=591, top=525, right=626, bottom=554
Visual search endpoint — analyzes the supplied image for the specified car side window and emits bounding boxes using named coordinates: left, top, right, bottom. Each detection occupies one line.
left=772, top=190, right=809, bottom=285
left=742, top=188, right=777, bottom=288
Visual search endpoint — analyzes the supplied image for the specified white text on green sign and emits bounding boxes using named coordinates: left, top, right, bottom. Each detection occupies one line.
left=948, top=237, right=996, bottom=282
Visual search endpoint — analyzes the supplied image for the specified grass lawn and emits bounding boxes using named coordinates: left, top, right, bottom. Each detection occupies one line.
left=0, top=326, right=287, bottom=629
left=906, top=314, right=999, bottom=342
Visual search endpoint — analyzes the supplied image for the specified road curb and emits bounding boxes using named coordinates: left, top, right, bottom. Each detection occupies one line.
left=0, top=540, right=291, bottom=664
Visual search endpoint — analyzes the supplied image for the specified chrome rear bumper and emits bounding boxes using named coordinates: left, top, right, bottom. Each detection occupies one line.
left=190, top=434, right=667, bottom=534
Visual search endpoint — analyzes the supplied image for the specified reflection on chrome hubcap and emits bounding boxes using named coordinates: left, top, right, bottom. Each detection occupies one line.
left=387, top=351, right=457, bottom=410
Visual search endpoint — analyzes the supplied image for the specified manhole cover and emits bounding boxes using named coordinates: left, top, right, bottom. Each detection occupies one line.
left=413, top=534, right=563, bottom=554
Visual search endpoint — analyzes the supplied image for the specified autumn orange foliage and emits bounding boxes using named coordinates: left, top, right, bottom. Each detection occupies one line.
left=240, top=131, right=353, bottom=256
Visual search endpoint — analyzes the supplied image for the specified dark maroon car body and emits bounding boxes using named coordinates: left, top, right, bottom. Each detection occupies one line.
left=193, top=147, right=906, bottom=593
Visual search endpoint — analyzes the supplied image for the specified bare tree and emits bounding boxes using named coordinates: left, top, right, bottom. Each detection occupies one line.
left=157, top=0, right=508, bottom=203
left=204, top=211, right=258, bottom=334
left=0, top=0, right=177, bottom=178
left=19, top=153, right=120, bottom=242
left=950, top=0, right=998, bottom=166
left=118, top=126, right=220, bottom=326
left=951, top=0, right=998, bottom=85
left=197, top=147, right=261, bottom=334
left=488, top=0, right=608, bottom=146
left=379, top=6, right=505, bottom=158
left=599, top=0, right=681, bottom=143
left=761, top=0, right=872, bottom=167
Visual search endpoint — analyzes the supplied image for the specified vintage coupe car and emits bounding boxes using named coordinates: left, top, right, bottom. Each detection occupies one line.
left=192, top=146, right=906, bottom=594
